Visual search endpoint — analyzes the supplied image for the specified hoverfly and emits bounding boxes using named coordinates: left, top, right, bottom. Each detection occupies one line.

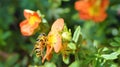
left=31, top=33, right=47, bottom=57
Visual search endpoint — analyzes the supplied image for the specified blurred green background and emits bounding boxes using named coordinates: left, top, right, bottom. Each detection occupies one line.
left=0, top=0, right=120, bottom=67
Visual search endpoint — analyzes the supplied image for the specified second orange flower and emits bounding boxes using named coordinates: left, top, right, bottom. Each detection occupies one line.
left=19, top=9, right=41, bottom=36
left=75, top=0, right=109, bottom=22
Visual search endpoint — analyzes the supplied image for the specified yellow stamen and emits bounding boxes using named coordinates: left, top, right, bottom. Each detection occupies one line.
left=29, top=16, right=38, bottom=25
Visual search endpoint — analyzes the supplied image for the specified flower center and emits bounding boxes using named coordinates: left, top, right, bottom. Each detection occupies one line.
left=89, top=0, right=101, bottom=16
left=29, top=16, right=39, bottom=25
left=48, top=33, right=57, bottom=47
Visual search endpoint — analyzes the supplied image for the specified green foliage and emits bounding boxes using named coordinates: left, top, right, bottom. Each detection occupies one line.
left=0, top=0, right=120, bottom=67
left=5, top=54, right=19, bottom=67
left=72, top=26, right=82, bottom=44
left=62, top=54, right=70, bottom=64
left=110, top=37, right=120, bottom=47
left=68, top=42, right=76, bottom=50
left=69, top=60, right=80, bottom=67
left=44, top=62, right=56, bottom=67
left=101, top=48, right=120, bottom=60
left=110, top=42, right=120, bottom=47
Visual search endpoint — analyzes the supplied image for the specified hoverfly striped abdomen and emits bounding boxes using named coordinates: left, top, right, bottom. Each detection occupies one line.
left=34, top=33, right=47, bottom=57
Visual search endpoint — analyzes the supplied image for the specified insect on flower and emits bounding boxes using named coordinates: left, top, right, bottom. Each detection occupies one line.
left=32, top=33, right=47, bottom=57
left=31, top=18, right=64, bottom=63
left=42, top=18, right=64, bottom=63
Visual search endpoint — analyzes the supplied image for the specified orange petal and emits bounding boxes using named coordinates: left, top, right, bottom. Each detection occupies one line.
left=24, top=9, right=40, bottom=21
left=19, top=20, right=39, bottom=36
left=92, top=12, right=107, bottom=22
left=101, top=0, right=109, bottom=10
left=20, top=20, right=32, bottom=36
left=51, top=18, right=64, bottom=32
left=48, top=31, right=62, bottom=53
left=75, top=0, right=92, bottom=21
left=75, top=0, right=90, bottom=12
left=79, top=12, right=91, bottom=20
left=19, top=20, right=28, bottom=27
left=46, top=46, right=52, bottom=61
left=42, top=45, right=53, bottom=63
left=24, top=9, right=34, bottom=19
left=53, top=33, right=62, bottom=53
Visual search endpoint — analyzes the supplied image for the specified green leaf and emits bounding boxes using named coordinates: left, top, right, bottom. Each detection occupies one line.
left=44, top=62, right=56, bottom=67
left=2, top=31, right=11, bottom=39
left=68, top=42, right=76, bottom=50
left=72, top=26, right=81, bottom=43
left=102, top=47, right=109, bottom=52
left=110, top=64, right=118, bottom=67
left=48, top=0, right=61, bottom=8
left=37, top=10, right=42, bottom=17
left=116, top=48, right=120, bottom=53
left=101, top=48, right=120, bottom=60
left=69, top=60, right=80, bottom=67
left=110, top=42, right=120, bottom=47
left=62, top=0, right=70, bottom=2
left=5, top=54, right=19, bottom=67
left=101, top=52, right=119, bottom=60
left=114, top=37, right=120, bottom=43
left=21, top=56, right=28, bottom=66
left=62, top=54, right=70, bottom=64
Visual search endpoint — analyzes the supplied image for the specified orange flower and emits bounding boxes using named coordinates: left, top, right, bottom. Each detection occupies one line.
left=42, top=18, right=64, bottom=63
left=51, top=18, right=64, bottom=32
left=75, top=0, right=109, bottom=22
left=19, top=9, right=41, bottom=36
